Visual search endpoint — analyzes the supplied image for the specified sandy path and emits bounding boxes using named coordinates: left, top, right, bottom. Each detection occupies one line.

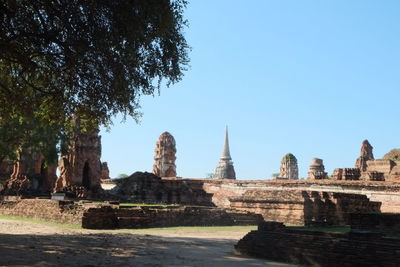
left=0, top=219, right=296, bottom=267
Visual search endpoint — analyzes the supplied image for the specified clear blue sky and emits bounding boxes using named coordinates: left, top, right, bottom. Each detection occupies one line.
left=100, top=0, right=400, bottom=179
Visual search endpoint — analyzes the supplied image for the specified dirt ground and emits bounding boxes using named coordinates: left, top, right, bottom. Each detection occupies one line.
left=0, top=219, right=297, bottom=267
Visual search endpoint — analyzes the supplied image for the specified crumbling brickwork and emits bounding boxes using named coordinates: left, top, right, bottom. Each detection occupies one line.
left=152, top=132, right=177, bottom=177
left=279, top=153, right=298, bottom=179
left=54, top=128, right=102, bottom=197
left=229, top=190, right=381, bottom=225
left=355, top=139, right=374, bottom=171
left=332, top=168, right=360, bottom=180
left=2, top=149, right=57, bottom=195
left=307, top=158, right=327, bottom=179
left=100, top=162, right=110, bottom=180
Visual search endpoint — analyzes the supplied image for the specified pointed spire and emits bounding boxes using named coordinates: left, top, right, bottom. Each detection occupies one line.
left=220, top=126, right=232, bottom=160
left=214, top=126, right=236, bottom=179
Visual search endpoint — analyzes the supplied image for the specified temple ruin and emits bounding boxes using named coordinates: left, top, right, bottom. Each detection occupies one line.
left=2, top=148, right=57, bottom=195
left=152, top=132, right=177, bottom=177
left=332, top=140, right=400, bottom=181
left=214, top=127, right=236, bottom=179
left=100, top=162, right=111, bottom=180
left=1, top=128, right=400, bottom=233
left=54, top=128, right=102, bottom=197
left=307, top=158, right=327, bottom=179
left=279, top=153, right=298, bottom=179
left=355, top=139, right=374, bottom=171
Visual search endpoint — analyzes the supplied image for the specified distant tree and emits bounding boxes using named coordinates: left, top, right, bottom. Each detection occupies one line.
left=272, top=173, right=280, bottom=178
left=0, top=0, right=190, bottom=162
left=383, top=148, right=400, bottom=161
left=117, top=173, right=129, bottom=179
left=205, top=173, right=215, bottom=179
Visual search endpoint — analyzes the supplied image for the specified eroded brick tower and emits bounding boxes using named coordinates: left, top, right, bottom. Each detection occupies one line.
left=152, top=132, right=177, bottom=177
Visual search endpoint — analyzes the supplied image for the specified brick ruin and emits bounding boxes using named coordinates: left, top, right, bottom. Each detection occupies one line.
left=332, top=139, right=400, bottom=181
left=307, top=158, right=327, bottom=179
left=152, top=132, right=177, bottom=177
left=1, top=132, right=400, bottom=267
left=100, top=162, right=111, bottom=180
left=54, top=128, right=103, bottom=197
left=355, top=139, right=374, bottom=171
left=230, top=190, right=381, bottom=225
left=235, top=221, right=400, bottom=266
left=110, top=172, right=214, bottom=205
left=104, top=174, right=400, bottom=225
left=1, top=128, right=400, bottom=233
left=1, top=148, right=57, bottom=195
left=0, top=198, right=263, bottom=229
left=279, top=153, right=298, bottom=179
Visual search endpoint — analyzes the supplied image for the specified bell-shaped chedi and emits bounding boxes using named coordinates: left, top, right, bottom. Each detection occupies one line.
left=355, top=140, right=374, bottom=172
left=54, top=122, right=102, bottom=197
left=279, top=153, right=299, bottom=179
left=307, top=158, right=327, bottom=179
left=214, top=127, right=236, bottom=179
left=152, top=132, right=177, bottom=177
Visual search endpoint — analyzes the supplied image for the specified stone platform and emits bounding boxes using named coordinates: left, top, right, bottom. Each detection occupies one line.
left=105, top=177, right=400, bottom=225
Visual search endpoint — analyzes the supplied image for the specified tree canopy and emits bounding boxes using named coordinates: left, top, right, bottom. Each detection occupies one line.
left=0, top=0, right=189, bottom=161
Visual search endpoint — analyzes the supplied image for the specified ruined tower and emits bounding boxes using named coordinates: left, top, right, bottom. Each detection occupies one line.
left=355, top=140, right=374, bottom=172
left=54, top=127, right=102, bottom=197
left=2, top=148, right=57, bottom=195
left=153, top=132, right=177, bottom=177
left=279, top=153, right=299, bottom=179
left=307, top=158, right=327, bottom=179
left=214, top=127, right=236, bottom=179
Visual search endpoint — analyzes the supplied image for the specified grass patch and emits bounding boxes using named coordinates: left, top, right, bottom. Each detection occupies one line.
left=288, top=225, right=350, bottom=233
left=113, top=225, right=258, bottom=235
left=119, top=203, right=179, bottom=207
left=0, top=214, right=81, bottom=230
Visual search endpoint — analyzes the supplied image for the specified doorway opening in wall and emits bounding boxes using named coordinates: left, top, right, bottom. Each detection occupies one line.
left=82, top=161, right=91, bottom=189
left=39, top=161, right=47, bottom=189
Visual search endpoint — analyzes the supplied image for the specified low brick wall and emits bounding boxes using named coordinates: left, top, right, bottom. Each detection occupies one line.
left=0, top=199, right=263, bottom=229
left=235, top=222, right=400, bottom=267
left=0, top=199, right=84, bottom=224
left=82, top=206, right=264, bottom=229
left=350, top=213, right=400, bottom=234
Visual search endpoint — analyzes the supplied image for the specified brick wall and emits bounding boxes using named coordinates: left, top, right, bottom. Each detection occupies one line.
left=235, top=222, right=400, bottom=267
left=0, top=199, right=84, bottom=224
left=350, top=213, right=400, bottom=234
left=82, top=206, right=264, bottom=229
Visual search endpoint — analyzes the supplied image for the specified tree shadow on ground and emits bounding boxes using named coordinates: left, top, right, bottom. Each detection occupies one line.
left=0, top=233, right=294, bottom=267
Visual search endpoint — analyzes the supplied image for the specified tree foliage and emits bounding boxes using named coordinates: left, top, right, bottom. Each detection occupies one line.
left=117, top=173, right=129, bottom=179
left=0, top=0, right=189, bottom=161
